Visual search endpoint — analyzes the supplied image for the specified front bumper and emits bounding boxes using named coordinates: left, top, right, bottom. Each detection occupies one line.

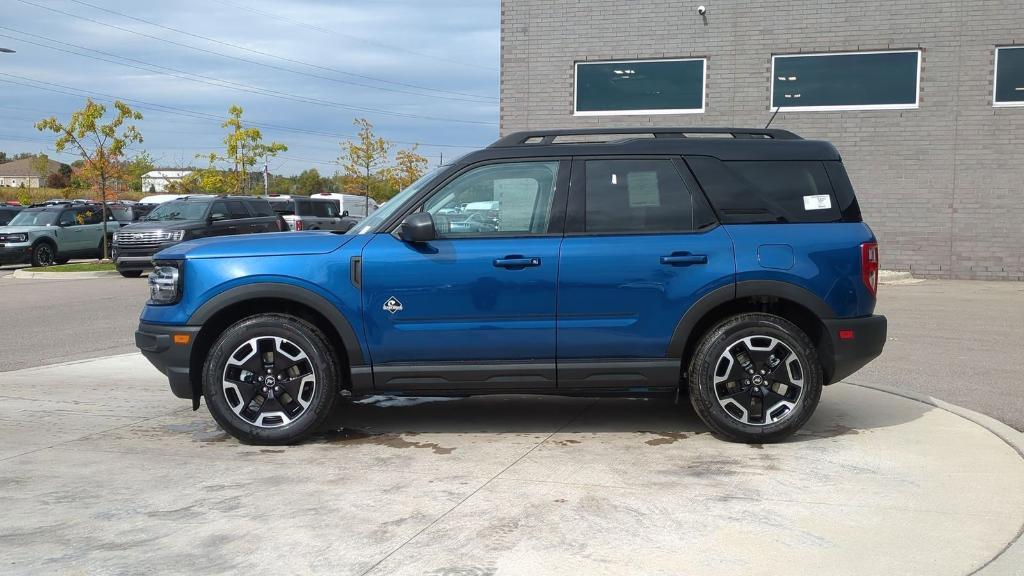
left=822, top=315, right=887, bottom=384
left=136, top=321, right=202, bottom=402
left=0, top=244, right=32, bottom=265
left=113, top=242, right=179, bottom=270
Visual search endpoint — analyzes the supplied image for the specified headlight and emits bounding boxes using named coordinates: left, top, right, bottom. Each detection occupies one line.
left=148, top=263, right=182, bottom=305
left=112, top=232, right=119, bottom=242
left=0, top=233, right=28, bottom=242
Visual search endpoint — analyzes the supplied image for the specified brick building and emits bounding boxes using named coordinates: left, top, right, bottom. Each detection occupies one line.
left=499, top=0, right=1024, bottom=279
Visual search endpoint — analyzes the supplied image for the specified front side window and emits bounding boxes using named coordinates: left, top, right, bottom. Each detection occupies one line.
left=584, top=159, right=694, bottom=233
left=994, top=47, right=1024, bottom=107
left=575, top=59, right=706, bottom=115
left=423, top=161, right=559, bottom=237
left=771, top=50, right=920, bottom=111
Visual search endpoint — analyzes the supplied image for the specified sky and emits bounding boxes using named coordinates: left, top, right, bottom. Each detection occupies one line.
left=0, top=0, right=499, bottom=175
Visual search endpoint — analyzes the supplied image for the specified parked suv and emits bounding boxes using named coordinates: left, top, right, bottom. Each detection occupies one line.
left=0, top=205, right=22, bottom=226
left=112, top=195, right=282, bottom=278
left=0, top=204, right=122, bottom=267
left=265, top=195, right=356, bottom=232
left=136, top=128, right=886, bottom=445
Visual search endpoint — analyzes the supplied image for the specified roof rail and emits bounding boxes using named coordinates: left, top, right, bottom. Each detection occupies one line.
left=490, top=127, right=802, bottom=147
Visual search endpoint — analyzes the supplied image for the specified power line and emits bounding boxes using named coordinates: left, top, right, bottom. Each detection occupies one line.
left=212, top=0, right=498, bottom=73
left=18, top=0, right=496, bottom=103
left=0, top=74, right=487, bottom=149
left=0, top=28, right=497, bottom=125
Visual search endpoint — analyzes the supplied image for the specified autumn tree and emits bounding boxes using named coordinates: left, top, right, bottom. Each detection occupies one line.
left=36, top=99, right=143, bottom=259
left=195, top=105, right=287, bottom=195
left=340, top=118, right=391, bottom=213
left=381, top=145, right=429, bottom=200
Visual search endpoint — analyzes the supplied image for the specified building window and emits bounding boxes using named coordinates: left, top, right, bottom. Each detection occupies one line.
left=771, top=50, right=921, bottom=111
left=994, top=47, right=1024, bottom=107
left=574, top=58, right=706, bottom=116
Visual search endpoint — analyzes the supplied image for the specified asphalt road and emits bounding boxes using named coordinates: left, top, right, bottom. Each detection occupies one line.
left=0, top=269, right=1021, bottom=430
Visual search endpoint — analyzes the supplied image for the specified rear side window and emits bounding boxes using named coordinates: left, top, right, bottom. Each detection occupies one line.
left=270, top=200, right=295, bottom=215
left=685, top=157, right=841, bottom=224
left=227, top=200, right=250, bottom=219
left=584, top=158, right=694, bottom=233
left=310, top=200, right=338, bottom=218
left=247, top=199, right=275, bottom=217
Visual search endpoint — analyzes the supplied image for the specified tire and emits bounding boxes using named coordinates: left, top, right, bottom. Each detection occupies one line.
left=203, top=313, right=340, bottom=445
left=118, top=270, right=143, bottom=278
left=30, top=242, right=56, bottom=267
left=688, top=313, right=822, bottom=443
left=55, top=257, right=70, bottom=265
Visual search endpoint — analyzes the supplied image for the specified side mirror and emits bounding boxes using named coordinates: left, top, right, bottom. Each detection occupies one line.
left=342, top=210, right=349, bottom=217
left=398, top=212, right=437, bottom=243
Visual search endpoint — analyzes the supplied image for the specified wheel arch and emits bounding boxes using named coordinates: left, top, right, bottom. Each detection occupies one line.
left=186, top=283, right=367, bottom=405
left=669, top=281, right=839, bottom=384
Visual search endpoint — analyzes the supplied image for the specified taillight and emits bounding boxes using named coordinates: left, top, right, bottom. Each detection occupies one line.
left=295, top=220, right=303, bottom=231
left=861, top=242, right=879, bottom=297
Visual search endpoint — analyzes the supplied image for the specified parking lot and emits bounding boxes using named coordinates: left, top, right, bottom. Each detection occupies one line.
left=0, top=270, right=1022, bottom=574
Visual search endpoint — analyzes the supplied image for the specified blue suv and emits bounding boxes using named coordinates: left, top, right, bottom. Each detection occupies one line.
left=135, top=128, right=886, bottom=445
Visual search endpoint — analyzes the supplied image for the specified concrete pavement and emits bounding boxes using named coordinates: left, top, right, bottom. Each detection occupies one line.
left=0, top=354, right=1021, bottom=575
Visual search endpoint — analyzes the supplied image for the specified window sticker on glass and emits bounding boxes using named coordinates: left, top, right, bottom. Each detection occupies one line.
left=627, top=171, right=660, bottom=207
left=803, top=195, right=832, bottom=211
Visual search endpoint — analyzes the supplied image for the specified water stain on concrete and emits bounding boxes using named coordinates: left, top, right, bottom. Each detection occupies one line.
left=551, top=439, right=581, bottom=446
left=641, top=431, right=689, bottom=445
left=162, top=420, right=230, bottom=443
left=320, top=428, right=455, bottom=454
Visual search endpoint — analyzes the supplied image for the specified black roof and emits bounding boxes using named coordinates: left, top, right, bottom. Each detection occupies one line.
left=464, top=127, right=841, bottom=163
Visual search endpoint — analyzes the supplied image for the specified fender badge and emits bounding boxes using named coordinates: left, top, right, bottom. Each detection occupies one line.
left=383, top=296, right=404, bottom=314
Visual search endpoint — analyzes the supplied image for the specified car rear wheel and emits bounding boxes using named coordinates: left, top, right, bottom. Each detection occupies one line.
left=203, top=313, right=339, bottom=445
left=30, top=242, right=56, bottom=267
left=688, top=313, right=822, bottom=443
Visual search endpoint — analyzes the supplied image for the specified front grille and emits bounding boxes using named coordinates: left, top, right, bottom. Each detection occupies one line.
left=115, top=231, right=166, bottom=249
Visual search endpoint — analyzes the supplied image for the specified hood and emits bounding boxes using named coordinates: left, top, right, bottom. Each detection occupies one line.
left=155, top=231, right=356, bottom=260
left=120, top=220, right=203, bottom=232
left=0, top=225, right=53, bottom=235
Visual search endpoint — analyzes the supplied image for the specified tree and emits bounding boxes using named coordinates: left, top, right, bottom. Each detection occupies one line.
left=340, top=118, right=390, bottom=213
left=36, top=99, right=143, bottom=259
left=294, top=168, right=324, bottom=196
left=124, top=152, right=156, bottom=192
left=381, top=145, right=429, bottom=201
left=0, top=151, right=7, bottom=164
left=30, top=153, right=52, bottom=183
left=197, top=105, right=287, bottom=194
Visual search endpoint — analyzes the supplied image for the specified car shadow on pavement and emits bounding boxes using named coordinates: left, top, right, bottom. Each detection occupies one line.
left=309, top=384, right=933, bottom=446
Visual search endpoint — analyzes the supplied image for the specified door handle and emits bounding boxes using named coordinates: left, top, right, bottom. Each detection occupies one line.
left=493, top=256, right=541, bottom=268
left=661, top=253, right=708, bottom=266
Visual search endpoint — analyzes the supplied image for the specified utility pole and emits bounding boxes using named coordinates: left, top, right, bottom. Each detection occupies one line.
left=439, top=152, right=443, bottom=167
left=263, top=159, right=269, bottom=196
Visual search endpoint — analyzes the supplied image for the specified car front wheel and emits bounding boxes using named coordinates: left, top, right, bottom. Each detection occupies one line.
left=203, top=313, right=339, bottom=445
left=688, top=313, right=822, bottom=443
left=30, top=242, right=56, bottom=267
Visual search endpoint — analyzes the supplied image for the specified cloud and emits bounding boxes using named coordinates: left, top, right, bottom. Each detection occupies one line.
left=0, top=0, right=498, bottom=173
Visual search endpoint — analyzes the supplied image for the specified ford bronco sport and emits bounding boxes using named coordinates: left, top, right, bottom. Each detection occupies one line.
left=135, top=128, right=887, bottom=445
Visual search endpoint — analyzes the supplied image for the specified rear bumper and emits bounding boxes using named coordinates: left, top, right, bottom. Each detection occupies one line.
left=135, top=322, right=201, bottom=400
left=822, top=315, right=887, bottom=384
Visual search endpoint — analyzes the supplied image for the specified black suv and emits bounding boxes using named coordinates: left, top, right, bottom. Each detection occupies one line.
left=112, top=195, right=283, bottom=277
left=0, top=205, right=23, bottom=226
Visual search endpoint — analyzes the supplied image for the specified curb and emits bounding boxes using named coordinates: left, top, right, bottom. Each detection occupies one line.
left=846, top=381, right=1024, bottom=576
left=11, top=269, right=123, bottom=279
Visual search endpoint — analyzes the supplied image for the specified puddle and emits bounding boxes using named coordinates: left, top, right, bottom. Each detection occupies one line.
left=641, top=431, right=689, bottom=445
left=319, top=428, right=455, bottom=454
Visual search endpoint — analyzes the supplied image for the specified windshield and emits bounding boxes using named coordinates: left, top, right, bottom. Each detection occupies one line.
left=348, top=167, right=443, bottom=234
left=144, top=201, right=209, bottom=221
left=8, top=210, right=58, bottom=227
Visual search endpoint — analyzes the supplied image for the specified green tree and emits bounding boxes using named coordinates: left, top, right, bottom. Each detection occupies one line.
left=124, top=152, right=156, bottom=192
left=340, top=118, right=390, bottom=212
left=294, top=168, right=324, bottom=196
left=197, top=105, right=287, bottom=194
left=36, top=99, right=143, bottom=259
left=30, top=153, right=51, bottom=183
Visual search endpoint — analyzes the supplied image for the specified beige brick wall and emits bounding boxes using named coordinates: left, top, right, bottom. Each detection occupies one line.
left=500, top=0, right=1024, bottom=279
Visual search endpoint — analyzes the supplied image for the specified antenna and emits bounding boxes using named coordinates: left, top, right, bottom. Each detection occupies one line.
left=765, top=105, right=782, bottom=129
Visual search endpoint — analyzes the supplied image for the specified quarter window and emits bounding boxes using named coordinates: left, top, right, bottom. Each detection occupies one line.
left=423, top=161, right=559, bottom=237
left=771, top=51, right=920, bottom=111
left=994, top=47, right=1024, bottom=107
left=584, top=159, right=694, bottom=233
left=311, top=200, right=338, bottom=218
left=575, top=59, right=706, bottom=116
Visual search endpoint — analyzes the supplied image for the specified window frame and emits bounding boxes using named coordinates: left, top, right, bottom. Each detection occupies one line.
left=994, top=46, right=1024, bottom=108
left=769, top=49, right=922, bottom=112
left=573, top=58, right=707, bottom=117
left=386, top=158, right=571, bottom=240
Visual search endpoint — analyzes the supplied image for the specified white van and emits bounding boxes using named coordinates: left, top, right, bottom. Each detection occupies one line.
left=309, top=193, right=379, bottom=218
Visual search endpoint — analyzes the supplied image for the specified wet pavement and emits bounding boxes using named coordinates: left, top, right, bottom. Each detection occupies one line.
left=1, top=354, right=1022, bottom=575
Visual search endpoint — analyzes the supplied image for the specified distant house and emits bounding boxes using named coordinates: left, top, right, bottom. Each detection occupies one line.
left=0, top=157, right=63, bottom=188
left=141, top=170, right=192, bottom=193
